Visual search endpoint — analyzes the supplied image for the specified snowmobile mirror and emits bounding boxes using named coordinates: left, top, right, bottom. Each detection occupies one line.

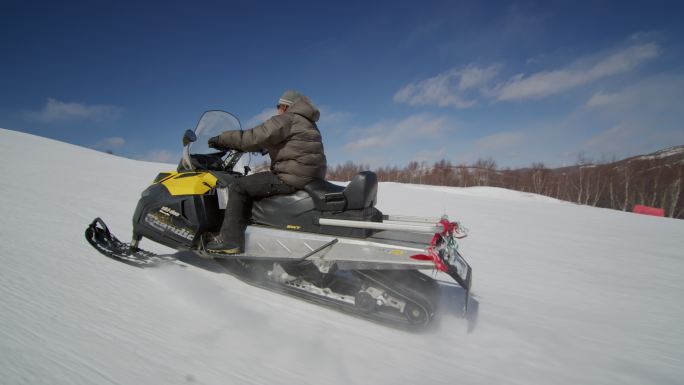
left=182, top=130, right=197, bottom=146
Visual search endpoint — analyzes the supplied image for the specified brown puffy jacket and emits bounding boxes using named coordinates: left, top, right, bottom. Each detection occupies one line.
left=216, top=96, right=327, bottom=188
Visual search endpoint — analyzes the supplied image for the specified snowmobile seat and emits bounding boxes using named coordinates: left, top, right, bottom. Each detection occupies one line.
left=303, top=179, right=346, bottom=211
left=343, top=171, right=377, bottom=210
left=303, top=171, right=378, bottom=212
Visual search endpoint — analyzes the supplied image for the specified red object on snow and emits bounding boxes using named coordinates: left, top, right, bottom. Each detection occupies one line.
left=633, top=204, right=665, bottom=217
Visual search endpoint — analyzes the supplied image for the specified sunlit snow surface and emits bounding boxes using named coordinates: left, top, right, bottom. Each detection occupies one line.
left=1, top=128, right=683, bottom=385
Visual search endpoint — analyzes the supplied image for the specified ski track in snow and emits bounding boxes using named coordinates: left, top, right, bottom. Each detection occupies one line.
left=1, top=128, right=683, bottom=385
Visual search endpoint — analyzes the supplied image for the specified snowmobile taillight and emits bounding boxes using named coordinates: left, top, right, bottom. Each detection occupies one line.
left=410, top=249, right=448, bottom=272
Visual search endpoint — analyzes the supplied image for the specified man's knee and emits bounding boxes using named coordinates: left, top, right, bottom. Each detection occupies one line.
left=230, top=179, right=248, bottom=194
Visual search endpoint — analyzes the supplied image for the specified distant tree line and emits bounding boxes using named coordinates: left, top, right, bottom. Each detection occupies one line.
left=326, top=153, right=684, bottom=219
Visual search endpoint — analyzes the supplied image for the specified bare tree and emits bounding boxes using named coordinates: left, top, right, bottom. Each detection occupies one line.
left=531, top=162, right=549, bottom=194
left=323, top=149, right=683, bottom=219
left=622, top=163, right=633, bottom=211
left=667, top=168, right=682, bottom=218
left=473, top=157, right=497, bottom=186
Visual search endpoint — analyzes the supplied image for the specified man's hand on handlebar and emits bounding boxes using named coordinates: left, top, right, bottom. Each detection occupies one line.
left=208, top=136, right=222, bottom=150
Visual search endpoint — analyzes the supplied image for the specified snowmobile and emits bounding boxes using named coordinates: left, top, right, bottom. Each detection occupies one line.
left=85, top=110, right=472, bottom=329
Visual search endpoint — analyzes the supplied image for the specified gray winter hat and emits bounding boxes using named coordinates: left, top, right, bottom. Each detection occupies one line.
left=278, top=90, right=303, bottom=106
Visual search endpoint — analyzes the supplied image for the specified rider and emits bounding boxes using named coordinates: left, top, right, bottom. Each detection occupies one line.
left=205, top=90, right=327, bottom=254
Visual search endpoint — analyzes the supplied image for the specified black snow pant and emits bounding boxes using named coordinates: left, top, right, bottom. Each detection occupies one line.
left=220, top=171, right=297, bottom=247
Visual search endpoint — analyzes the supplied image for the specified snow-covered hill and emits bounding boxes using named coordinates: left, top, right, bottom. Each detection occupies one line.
left=1, top=128, right=683, bottom=385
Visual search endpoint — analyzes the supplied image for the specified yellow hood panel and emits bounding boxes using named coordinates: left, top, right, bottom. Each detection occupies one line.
left=158, top=172, right=218, bottom=196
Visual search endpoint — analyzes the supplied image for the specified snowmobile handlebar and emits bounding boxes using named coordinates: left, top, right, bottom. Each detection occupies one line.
left=207, top=137, right=266, bottom=157
left=181, top=143, right=244, bottom=173
left=207, top=136, right=222, bottom=150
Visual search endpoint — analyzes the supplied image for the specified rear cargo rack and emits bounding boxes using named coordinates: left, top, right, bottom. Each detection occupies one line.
left=318, top=217, right=442, bottom=233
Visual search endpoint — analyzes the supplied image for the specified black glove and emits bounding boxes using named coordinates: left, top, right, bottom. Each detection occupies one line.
left=208, top=136, right=221, bottom=150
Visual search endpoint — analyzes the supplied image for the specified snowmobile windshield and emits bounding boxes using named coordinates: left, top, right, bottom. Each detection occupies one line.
left=189, top=110, right=242, bottom=155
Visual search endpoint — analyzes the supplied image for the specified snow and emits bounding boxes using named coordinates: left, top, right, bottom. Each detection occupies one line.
left=1, top=127, right=683, bottom=385
left=633, top=145, right=684, bottom=162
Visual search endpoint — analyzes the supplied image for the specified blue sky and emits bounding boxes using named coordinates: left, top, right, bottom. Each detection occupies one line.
left=2, top=0, right=683, bottom=168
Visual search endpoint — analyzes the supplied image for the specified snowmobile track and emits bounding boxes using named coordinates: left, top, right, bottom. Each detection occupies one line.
left=86, top=218, right=440, bottom=330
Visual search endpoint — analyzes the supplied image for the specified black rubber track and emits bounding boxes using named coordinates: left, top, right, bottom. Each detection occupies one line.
left=86, top=218, right=442, bottom=330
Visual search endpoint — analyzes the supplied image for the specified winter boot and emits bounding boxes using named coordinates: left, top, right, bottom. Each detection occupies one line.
left=205, top=183, right=249, bottom=255
left=204, top=233, right=244, bottom=255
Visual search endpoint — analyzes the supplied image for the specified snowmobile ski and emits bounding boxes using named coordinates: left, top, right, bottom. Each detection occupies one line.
left=85, top=218, right=179, bottom=268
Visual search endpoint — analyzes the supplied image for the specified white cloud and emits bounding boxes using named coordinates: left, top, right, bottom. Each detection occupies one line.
left=245, top=108, right=277, bottom=127
left=493, top=43, right=660, bottom=101
left=586, top=122, right=636, bottom=146
left=584, top=73, right=683, bottom=114
left=136, top=150, right=178, bottom=164
left=318, top=106, right=353, bottom=126
left=343, top=137, right=386, bottom=152
left=394, top=65, right=499, bottom=108
left=394, top=40, right=660, bottom=107
left=585, top=91, right=625, bottom=107
left=582, top=122, right=648, bottom=157
left=579, top=73, right=684, bottom=156
left=412, top=147, right=447, bottom=164
left=27, top=98, right=124, bottom=122
left=92, top=137, right=126, bottom=151
left=474, top=132, right=526, bottom=151
left=526, top=54, right=545, bottom=65
left=244, top=105, right=353, bottom=132
left=342, top=114, right=452, bottom=152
